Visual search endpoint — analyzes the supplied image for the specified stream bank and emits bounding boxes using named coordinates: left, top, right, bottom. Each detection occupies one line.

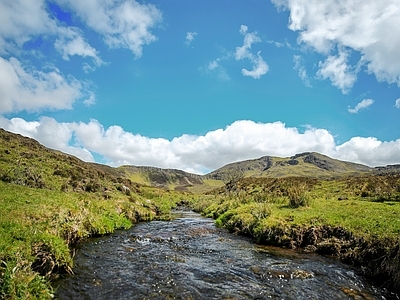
left=55, top=210, right=393, bottom=299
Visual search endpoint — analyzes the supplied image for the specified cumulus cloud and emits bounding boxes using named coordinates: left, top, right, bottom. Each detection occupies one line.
left=293, top=55, right=311, bottom=87
left=316, top=49, right=358, bottom=93
left=185, top=32, right=197, bottom=46
left=335, top=137, right=400, bottom=167
left=273, top=0, right=400, bottom=90
left=235, top=25, right=269, bottom=79
left=0, top=0, right=103, bottom=63
left=0, top=0, right=161, bottom=113
left=0, top=0, right=102, bottom=113
left=55, top=0, right=162, bottom=58
left=395, top=98, right=400, bottom=108
left=348, top=99, right=374, bottom=114
left=0, top=57, right=85, bottom=113
left=1, top=117, right=399, bottom=174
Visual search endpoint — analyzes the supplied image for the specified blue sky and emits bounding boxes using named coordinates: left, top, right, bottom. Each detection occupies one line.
left=1, top=0, right=400, bottom=174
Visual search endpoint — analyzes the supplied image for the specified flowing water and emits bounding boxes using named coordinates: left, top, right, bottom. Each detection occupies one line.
left=55, top=210, right=394, bottom=299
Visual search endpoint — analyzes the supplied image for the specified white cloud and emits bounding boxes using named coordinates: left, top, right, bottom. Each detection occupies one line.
left=316, top=49, right=358, bottom=93
left=395, top=98, right=400, bottom=108
left=0, top=0, right=102, bottom=113
left=241, top=52, right=269, bottom=79
left=348, top=98, right=374, bottom=114
left=235, top=25, right=269, bottom=79
left=55, top=0, right=162, bottom=58
left=273, top=0, right=400, bottom=89
left=185, top=32, right=197, bottom=46
left=2, top=117, right=399, bottom=174
left=54, top=27, right=105, bottom=68
left=0, top=57, right=85, bottom=113
left=335, top=137, right=400, bottom=167
left=0, top=0, right=105, bottom=63
left=0, top=0, right=55, bottom=54
left=83, top=91, right=96, bottom=106
left=293, top=55, right=311, bottom=87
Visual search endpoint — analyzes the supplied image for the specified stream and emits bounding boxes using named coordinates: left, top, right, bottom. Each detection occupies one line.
left=55, top=210, right=393, bottom=299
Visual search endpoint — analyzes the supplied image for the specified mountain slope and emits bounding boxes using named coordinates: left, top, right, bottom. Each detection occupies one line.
left=0, top=128, right=136, bottom=194
left=205, top=152, right=372, bottom=181
left=118, top=165, right=203, bottom=190
left=1, top=128, right=398, bottom=193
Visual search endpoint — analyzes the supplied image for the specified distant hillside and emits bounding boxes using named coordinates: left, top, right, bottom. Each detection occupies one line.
left=118, top=165, right=203, bottom=190
left=0, top=128, right=137, bottom=196
left=205, top=152, right=372, bottom=181
left=117, top=152, right=377, bottom=192
left=1, top=128, right=399, bottom=193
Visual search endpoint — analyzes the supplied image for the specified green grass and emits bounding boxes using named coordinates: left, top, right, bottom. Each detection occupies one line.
left=0, top=181, right=187, bottom=299
left=190, top=176, right=400, bottom=291
left=0, top=182, right=129, bottom=299
left=192, top=177, right=400, bottom=239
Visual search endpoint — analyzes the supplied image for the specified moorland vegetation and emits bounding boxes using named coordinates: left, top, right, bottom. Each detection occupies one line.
left=191, top=175, right=400, bottom=293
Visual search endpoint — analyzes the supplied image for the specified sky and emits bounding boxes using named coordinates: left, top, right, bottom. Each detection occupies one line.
left=1, top=0, right=400, bottom=174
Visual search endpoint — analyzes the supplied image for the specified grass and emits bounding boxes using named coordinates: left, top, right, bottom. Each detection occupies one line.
left=0, top=182, right=187, bottom=299
left=190, top=176, right=400, bottom=291
left=192, top=177, right=400, bottom=239
left=0, top=182, right=128, bottom=299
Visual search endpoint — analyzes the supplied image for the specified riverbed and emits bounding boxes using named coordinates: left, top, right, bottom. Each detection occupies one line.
left=55, top=210, right=392, bottom=299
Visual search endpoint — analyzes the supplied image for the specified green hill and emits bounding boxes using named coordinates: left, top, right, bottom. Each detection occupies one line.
left=205, top=152, right=372, bottom=181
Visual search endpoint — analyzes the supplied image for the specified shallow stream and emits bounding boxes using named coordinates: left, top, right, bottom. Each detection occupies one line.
left=55, top=210, right=393, bottom=299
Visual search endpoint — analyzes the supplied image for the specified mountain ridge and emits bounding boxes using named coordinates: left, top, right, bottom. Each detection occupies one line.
left=1, top=128, right=399, bottom=192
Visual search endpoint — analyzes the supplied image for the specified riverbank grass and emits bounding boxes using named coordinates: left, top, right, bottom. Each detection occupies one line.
left=190, top=176, right=400, bottom=291
left=0, top=181, right=133, bottom=298
left=0, top=181, right=188, bottom=299
left=193, top=177, right=400, bottom=239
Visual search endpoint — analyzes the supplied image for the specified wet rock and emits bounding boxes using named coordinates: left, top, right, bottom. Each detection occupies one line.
left=291, top=269, right=314, bottom=279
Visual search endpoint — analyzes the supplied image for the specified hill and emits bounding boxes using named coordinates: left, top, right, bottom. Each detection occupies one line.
left=118, top=165, right=203, bottom=190
left=116, top=152, right=377, bottom=192
left=0, top=128, right=137, bottom=195
left=1, top=128, right=399, bottom=193
left=205, top=152, right=372, bottom=181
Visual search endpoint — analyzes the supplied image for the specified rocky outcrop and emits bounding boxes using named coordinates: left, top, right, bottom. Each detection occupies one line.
left=303, top=153, right=334, bottom=171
